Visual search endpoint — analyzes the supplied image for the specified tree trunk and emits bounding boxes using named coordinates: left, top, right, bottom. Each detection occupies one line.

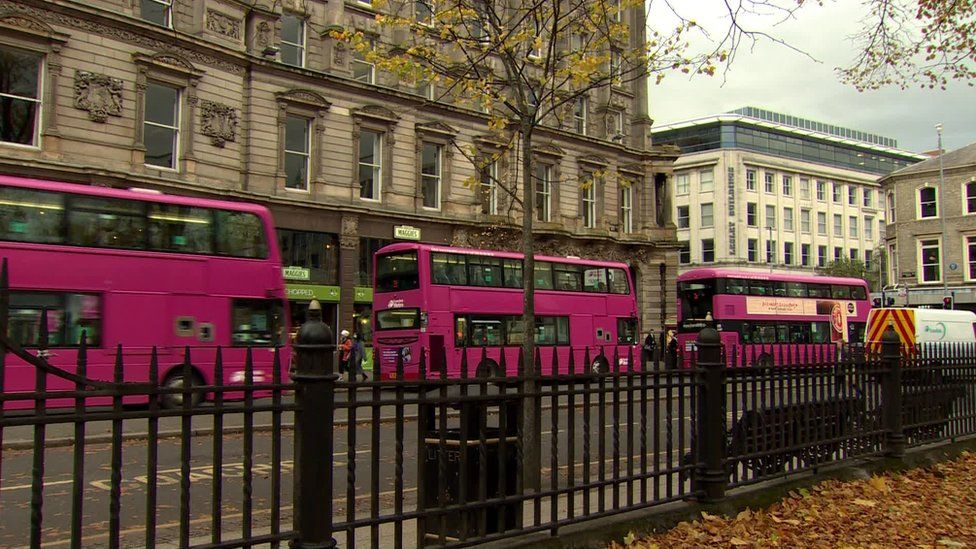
left=520, top=124, right=541, bottom=492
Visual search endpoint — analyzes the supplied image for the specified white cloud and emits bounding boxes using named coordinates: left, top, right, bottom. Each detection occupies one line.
left=647, top=1, right=976, bottom=152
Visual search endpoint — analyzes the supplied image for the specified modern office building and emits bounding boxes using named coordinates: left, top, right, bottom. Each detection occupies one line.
left=651, top=107, right=926, bottom=279
left=0, top=0, right=680, bottom=339
left=880, top=142, right=976, bottom=310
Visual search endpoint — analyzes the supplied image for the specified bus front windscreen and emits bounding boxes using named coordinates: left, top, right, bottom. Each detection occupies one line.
left=376, top=252, right=419, bottom=292
left=679, top=280, right=716, bottom=321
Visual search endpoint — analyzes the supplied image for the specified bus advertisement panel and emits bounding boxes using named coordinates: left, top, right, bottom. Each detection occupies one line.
left=371, top=243, right=640, bottom=380
left=0, top=176, right=289, bottom=408
left=676, top=268, right=871, bottom=366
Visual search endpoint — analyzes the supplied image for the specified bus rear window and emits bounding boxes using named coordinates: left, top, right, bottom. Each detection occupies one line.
left=216, top=210, right=268, bottom=258
left=608, top=268, right=630, bottom=294
left=232, top=299, right=283, bottom=346
left=376, top=252, right=419, bottom=292
left=376, top=308, right=420, bottom=330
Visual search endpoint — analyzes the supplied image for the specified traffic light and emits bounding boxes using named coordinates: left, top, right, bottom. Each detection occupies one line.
left=885, top=297, right=895, bottom=307
left=872, top=298, right=882, bottom=308
left=943, top=296, right=954, bottom=310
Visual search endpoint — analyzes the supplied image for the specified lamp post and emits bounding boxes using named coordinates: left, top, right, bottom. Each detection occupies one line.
left=936, top=124, right=949, bottom=305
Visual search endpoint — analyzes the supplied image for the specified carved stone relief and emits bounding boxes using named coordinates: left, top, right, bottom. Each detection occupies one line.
left=256, top=21, right=272, bottom=48
left=333, top=41, right=345, bottom=67
left=73, top=70, right=123, bottom=123
left=199, top=100, right=238, bottom=147
left=206, top=9, right=241, bottom=40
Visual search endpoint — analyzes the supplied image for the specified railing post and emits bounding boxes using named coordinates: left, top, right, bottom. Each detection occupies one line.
left=881, top=326, right=905, bottom=458
left=291, top=300, right=338, bottom=549
left=694, top=328, right=727, bottom=503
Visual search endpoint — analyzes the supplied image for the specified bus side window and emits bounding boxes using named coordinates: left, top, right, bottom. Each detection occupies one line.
left=431, top=253, right=451, bottom=285
left=850, top=286, right=867, bottom=300
left=749, top=281, right=770, bottom=296
left=455, top=316, right=468, bottom=346
left=534, top=262, right=553, bottom=290
left=772, top=282, right=788, bottom=297
left=726, top=279, right=746, bottom=295
left=617, top=317, right=638, bottom=344
left=7, top=291, right=102, bottom=347
left=831, top=285, right=852, bottom=299
left=0, top=187, right=65, bottom=244
left=787, top=282, right=806, bottom=297
left=811, top=322, right=829, bottom=343
left=554, top=264, right=581, bottom=291
left=503, top=259, right=523, bottom=288
left=583, top=267, right=608, bottom=292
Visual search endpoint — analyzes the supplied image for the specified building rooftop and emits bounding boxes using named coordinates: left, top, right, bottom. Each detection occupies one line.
left=654, top=108, right=926, bottom=158
left=727, top=107, right=898, bottom=148
left=887, top=142, right=976, bottom=177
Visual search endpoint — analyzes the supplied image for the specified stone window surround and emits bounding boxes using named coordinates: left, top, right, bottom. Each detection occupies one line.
left=917, top=237, right=943, bottom=285
left=133, top=52, right=204, bottom=174
left=618, top=165, right=643, bottom=232
left=964, top=234, right=976, bottom=282
left=414, top=121, right=456, bottom=212
left=0, top=14, right=69, bottom=151
left=962, top=181, right=976, bottom=215
left=275, top=89, right=331, bottom=195
left=578, top=155, right=609, bottom=230
left=352, top=104, right=398, bottom=203
left=532, top=145, right=563, bottom=225
left=473, top=135, right=510, bottom=217
left=916, top=184, right=939, bottom=219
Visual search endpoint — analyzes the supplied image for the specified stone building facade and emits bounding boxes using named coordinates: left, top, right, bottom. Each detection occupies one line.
left=0, top=0, right=680, bottom=338
left=880, top=143, right=976, bottom=310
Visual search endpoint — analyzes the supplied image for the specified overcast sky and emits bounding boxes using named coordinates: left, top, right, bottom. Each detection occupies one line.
left=646, top=1, right=976, bottom=153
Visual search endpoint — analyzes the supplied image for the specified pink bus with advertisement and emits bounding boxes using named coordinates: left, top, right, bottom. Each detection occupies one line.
left=0, top=175, right=289, bottom=408
left=676, top=268, right=871, bottom=366
left=371, top=243, right=641, bottom=380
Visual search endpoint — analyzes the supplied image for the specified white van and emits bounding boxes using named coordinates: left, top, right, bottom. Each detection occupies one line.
left=865, top=308, right=976, bottom=347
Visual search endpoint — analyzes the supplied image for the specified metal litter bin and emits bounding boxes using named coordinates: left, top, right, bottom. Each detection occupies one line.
left=419, top=397, right=520, bottom=545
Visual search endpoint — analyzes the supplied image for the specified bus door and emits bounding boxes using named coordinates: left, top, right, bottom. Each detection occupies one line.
left=429, top=334, right=446, bottom=376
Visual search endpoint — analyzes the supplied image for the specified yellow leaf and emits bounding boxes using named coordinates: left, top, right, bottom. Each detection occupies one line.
left=736, top=509, right=752, bottom=521
left=623, top=531, right=636, bottom=545
left=853, top=499, right=877, bottom=507
left=770, top=514, right=783, bottom=523
left=869, top=476, right=890, bottom=493
left=701, top=511, right=722, bottom=521
left=730, top=538, right=750, bottom=546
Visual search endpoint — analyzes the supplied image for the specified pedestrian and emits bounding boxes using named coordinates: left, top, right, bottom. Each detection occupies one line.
left=642, top=330, right=657, bottom=364
left=350, top=333, right=367, bottom=382
left=339, top=329, right=352, bottom=376
left=666, top=330, right=678, bottom=367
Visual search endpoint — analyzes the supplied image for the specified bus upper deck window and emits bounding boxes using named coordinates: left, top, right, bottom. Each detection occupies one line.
left=0, top=187, right=65, bottom=244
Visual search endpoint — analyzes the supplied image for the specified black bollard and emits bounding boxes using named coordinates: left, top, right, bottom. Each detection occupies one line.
left=291, top=300, right=338, bottom=549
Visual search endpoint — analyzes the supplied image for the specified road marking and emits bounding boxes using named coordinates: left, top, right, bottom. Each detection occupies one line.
left=0, top=478, right=75, bottom=493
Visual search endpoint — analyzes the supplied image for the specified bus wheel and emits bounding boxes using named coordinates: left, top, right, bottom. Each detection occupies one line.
left=161, top=368, right=205, bottom=409
left=475, top=359, right=502, bottom=381
left=754, top=354, right=774, bottom=369
left=591, top=356, right=610, bottom=374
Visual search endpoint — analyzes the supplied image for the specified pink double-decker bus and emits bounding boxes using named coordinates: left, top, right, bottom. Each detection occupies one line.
left=371, top=243, right=640, bottom=380
left=0, top=175, right=289, bottom=408
left=676, top=268, right=871, bottom=367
